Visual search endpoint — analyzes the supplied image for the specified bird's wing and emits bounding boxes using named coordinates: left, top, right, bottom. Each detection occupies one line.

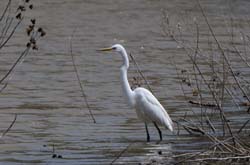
left=134, top=88, right=173, bottom=131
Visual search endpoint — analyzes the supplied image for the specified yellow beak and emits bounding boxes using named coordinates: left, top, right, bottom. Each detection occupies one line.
left=98, top=47, right=113, bottom=51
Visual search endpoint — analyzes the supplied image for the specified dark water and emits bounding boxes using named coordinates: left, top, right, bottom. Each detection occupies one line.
left=0, top=0, right=250, bottom=164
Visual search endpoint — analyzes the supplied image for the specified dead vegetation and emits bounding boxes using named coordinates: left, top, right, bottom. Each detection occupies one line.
left=160, top=0, right=250, bottom=164
left=0, top=0, right=45, bottom=137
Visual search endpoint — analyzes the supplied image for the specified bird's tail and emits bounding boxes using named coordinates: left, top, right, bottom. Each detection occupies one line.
left=163, top=113, right=173, bottom=132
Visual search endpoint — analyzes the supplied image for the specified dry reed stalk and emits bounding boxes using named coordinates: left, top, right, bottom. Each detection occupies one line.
left=0, top=47, right=30, bottom=85
left=0, top=0, right=11, bottom=22
left=190, top=155, right=250, bottom=162
left=166, top=18, right=220, bottom=133
left=161, top=1, right=249, bottom=163
left=160, top=2, right=250, bottom=163
left=162, top=0, right=235, bottom=139
left=161, top=3, right=250, bottom=159
left=0, top=114, right=17, bottom=137
left=69, top=30, right=96, bottom=123
left=171, top=66, right=202, bottom=123
left=110, top=143, right=134, bottom=165
left=174, top=137, right=235, bottom=164
left=129, top=53, right=153, bottom=94
left=233, top=45, right=250, bottom=69
left=197, top=0, right=250, bottom=106
left=237, top=119, right=250, bottom=134
left=0, top=18, right=22, bottom=49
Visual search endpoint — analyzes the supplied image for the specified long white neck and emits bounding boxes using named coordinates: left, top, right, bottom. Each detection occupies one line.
left=119, top=48, right=135, bottom=107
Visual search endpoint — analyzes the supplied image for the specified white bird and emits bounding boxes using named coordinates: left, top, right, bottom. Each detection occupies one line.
left=99, top=44, right=173, bottom=142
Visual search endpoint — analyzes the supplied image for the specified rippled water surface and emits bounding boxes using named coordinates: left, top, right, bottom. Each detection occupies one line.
left=0, top=0, right=250, bottom=164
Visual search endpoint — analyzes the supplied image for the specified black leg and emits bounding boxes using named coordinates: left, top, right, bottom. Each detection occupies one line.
left=153, top=122, right=162, bottom=141
left=145, top=123, right=150, bottom=142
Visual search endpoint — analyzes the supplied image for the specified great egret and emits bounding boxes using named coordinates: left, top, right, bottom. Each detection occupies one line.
left=99, top=44, right=173, bottom=142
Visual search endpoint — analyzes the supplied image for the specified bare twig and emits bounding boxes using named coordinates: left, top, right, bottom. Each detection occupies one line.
left=161, top=3, right=250, bottom=164
left=193, top=20, right=205, bottom=127
left=1, top=114, right=17, bottom=137
left=129, top=53, right=153, bottom=94
left=69, top=29, right=96, bottom=123
left=206, top=115, right=216, bottom=133
left=232, top=44, right=250, bottom=69
left=171, top=0, right=234, bottom=140
left=191, top=155, right=250, bottom=162
left=110, top=143, right=133, bottom=165
left=0, top=18, right=23, bottom=49
left=170, top=56, right=202, bottom=123
left=174, top=137, right=235, bottom=164
left=188, top=100, right=217, bottom=107
left=0, top=47, right=30, bottom=85
left=197, top=0, right=250, bottom=105
left=237, top=119, right=250, bottom=134
left=0, top=0, right=11, bottom=22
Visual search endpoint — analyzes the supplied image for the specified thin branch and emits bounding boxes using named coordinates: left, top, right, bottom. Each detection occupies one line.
left=110, top=143, right=133, bottom=165
left=129, top=53, right=153, bottom=94
left=0, top=0, right=11, bottom=22
left=193, top=20, right=205, bottom=127
left=237, top=119, right=250, bottom=134
left=69, top=30, right=96, bottom=123
left=0, top=47, right=29, bottom=85
left=232, top=43, right=250, bottom=69
left=174, top=137, right=235, bottom=164
left=191, top=155, right=250, bottom=162
left=172, top=0, right=234, bottom=140
left=0, top=18, right=13, bottom=45
left=170, top=56, right=202, bottom=123
left=206, top=115, right=216, bottom=133
left=197, top=0, right=250, bottom=105
left=1, top=114, right=17, bottom=137
left=188, top=100, right=217, bottom=107
left=0, top=18, right=23, bottom=49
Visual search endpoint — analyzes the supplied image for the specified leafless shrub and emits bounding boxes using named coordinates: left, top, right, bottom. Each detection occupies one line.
left=0, top=0, right=46, bottom=90
left=160, top=0, right=250, bottom=163
left=0, top=0, right=45, bottom=136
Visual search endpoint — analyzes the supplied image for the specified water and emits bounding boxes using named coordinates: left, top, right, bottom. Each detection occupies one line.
left=0, top=0, right=250, bottom=164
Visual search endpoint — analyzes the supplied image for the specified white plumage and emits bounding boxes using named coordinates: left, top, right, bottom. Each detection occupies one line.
left=100, top=44, right=173, bottom=141
left=134, top=87, right=173, bottom=131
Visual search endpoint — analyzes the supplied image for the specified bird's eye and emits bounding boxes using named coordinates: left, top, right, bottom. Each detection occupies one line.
left=112, top=47, right=117, bottom=50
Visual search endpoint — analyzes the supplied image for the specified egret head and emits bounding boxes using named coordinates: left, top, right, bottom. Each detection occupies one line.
left=99, top=44, right=129, bottom=68
left=99, top=44, right=125, bottom=53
